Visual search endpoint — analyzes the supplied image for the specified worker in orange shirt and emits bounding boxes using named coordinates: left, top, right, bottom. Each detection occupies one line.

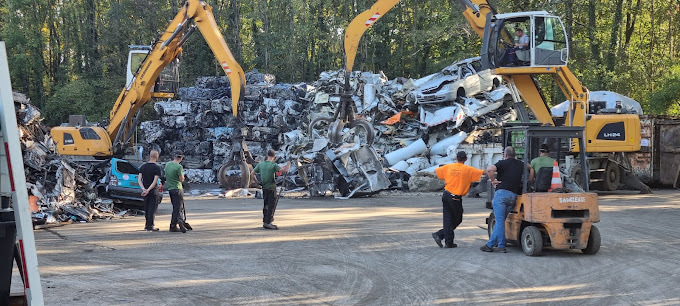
left=432, top=151, right=484, bottom=248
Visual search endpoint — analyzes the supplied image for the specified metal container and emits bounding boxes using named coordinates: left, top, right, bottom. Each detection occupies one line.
left=628, top=115, right=680, bottom=187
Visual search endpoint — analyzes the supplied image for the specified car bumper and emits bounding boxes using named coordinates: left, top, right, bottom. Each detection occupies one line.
left=106, top=186, right=145, bottom=202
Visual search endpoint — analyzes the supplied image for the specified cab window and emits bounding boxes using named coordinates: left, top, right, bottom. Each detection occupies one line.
left=79, top=128, right=101, bottom=140
left=63, top=133, right=74, bottom=145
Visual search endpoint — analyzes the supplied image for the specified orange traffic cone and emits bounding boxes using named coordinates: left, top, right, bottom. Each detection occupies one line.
left=549, top=160, right=562, bottom=191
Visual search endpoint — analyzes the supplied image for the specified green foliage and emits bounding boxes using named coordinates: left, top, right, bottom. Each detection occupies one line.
left=1, top=0, right=679, bottom=124
left=44, top=77, right=124, bottom=126
left=648, top=74, right=680, bottom=115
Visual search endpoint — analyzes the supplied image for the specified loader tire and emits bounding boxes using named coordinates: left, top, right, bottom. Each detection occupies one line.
left=521, top=226, right=543, bottom=256
left=570, top=164, right=585, bottom=190
left=582, top=225, right=601, bottom=255
left=602, top=162, right=621, bottom=191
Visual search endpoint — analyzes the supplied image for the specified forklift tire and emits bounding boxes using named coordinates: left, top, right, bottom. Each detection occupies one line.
left=602, top=162, right=621, bottom=191
left=487, top=212, right=495, bottom=239
left=582, top=225, right=601, bottom=255
left=521, top=226, right=543, bottom=256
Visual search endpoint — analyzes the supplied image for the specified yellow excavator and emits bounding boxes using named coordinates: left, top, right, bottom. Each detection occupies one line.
left=346, top=0, right=612, bottom=255
left=51, top=0, right=245, bottom=159
left=344, top=0, right=645, bottom=192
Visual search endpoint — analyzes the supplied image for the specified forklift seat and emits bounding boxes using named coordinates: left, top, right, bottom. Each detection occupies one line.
left=534, top=167, right=553, bottom=192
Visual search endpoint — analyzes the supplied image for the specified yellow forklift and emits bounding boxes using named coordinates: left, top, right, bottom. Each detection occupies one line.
left=487, top=124, right=601, bottom=256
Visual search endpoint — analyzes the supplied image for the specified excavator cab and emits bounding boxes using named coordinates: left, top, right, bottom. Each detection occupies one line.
left=482, top=11, right=569, bottom=69
left=126, top=45, right=180, bottom=96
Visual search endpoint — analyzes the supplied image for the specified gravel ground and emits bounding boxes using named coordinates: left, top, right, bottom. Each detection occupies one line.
left=14, top=189, right=680, bottom=305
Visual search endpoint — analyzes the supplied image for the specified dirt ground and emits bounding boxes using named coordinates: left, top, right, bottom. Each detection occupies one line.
left=13, top=190, right=680, bottom=305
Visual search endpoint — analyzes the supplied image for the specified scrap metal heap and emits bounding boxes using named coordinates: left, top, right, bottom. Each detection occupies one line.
left=140, top=67, right=517, bottom=196
left=15, top=93, right=127, bottom=224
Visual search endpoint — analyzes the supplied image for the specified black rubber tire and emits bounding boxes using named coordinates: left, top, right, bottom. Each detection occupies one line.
left=348, top=119, right=375, bottom=146
left=602, top=162, right=621, bottom=191
left=492, top=78, right=500, bottom=90
left=487, top=212, right=496, bottom=239
left=218, top=161, right=250, bottom=189
left=582, top=225, right=601, bottom=255
left=521, top=226, right=544, bottom=256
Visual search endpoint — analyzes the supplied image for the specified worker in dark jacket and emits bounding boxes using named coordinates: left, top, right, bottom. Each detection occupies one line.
left=481, top=146, right=524, bottom=253
left=252, top=150, right=290, bottom=230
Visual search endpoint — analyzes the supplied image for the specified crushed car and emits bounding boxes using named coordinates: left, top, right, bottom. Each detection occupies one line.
left=406, top=57, right=503, bottom=105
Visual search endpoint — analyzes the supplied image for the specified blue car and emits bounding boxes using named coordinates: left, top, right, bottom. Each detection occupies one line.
left=97, top=158, right=162, bottom=206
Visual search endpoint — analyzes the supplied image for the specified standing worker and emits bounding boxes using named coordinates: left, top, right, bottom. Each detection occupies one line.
left=481, top=146, right=524, bottom=253
left=165, top=152, right=190, bottom=233
left=138, top=150, right=161, bottom=232
left=252, top=150, right=290, bottom=230
left=431, top=151, right=484, bottom=248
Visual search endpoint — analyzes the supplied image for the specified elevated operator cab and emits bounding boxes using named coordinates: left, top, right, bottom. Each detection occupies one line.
left=482, top=11, right=569, bottom=69
left=127, top=45, right=180, bottom=96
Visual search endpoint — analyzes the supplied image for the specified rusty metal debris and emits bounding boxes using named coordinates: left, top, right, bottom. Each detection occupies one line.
left=16, top=93, right=129, bottom=224
left=139, top=61, right=517, bottom=195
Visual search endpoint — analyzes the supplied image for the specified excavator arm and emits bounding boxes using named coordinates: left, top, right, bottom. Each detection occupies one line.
left=107, top=0, right=245, bottom=152
left=344, top=0, right=506, bottom=72
left=343, top=0, right=400, bottom=72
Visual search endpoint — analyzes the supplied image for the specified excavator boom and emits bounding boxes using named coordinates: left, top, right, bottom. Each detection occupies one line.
left=52, top=0, right=245, bottom=157
left=344, top=0, right=400, bottom=72
left=107, top=0, right=245, bottom=146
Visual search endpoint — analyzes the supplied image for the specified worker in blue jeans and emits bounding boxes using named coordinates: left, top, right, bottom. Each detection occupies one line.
left=481, top=146, right=524, bottom=253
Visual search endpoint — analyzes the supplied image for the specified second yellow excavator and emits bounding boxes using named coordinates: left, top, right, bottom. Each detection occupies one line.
left=343, top=0, right=645, bottom=191
left=51, top=0, right=246, bottom=159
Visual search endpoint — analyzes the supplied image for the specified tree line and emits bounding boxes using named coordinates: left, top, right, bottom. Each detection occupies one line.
left=0, top=0, right=678, bottom=126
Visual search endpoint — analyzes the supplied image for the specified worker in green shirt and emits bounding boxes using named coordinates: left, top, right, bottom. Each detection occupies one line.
left=165, top=152, right=191, bottom=233
left=529, top=144, right=556, bottom=183
left=252, top=150, right=290, bottom=230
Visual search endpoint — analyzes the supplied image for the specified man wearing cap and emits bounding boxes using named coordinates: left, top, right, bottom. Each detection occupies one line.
left=165, top=152, right=189, bottom=233
left=432, top=151, right=484, bottom=248
left=529, top=144, right=556, bottom=183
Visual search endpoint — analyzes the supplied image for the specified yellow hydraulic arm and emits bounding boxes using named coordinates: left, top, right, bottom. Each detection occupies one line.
left=344, top=0, right=400, bottom=72
left=107, top=0, right=245, bottom=150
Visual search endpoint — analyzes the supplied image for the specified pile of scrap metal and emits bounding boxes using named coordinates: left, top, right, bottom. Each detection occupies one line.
left=15, top=93, right=126, bottom=224
left=139, top=63, right=518, bottom=196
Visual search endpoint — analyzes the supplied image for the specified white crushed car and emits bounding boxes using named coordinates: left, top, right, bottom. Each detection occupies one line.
left=406, top=57, right=503, bottom=105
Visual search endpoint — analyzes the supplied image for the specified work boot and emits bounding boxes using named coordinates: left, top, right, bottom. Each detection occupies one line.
left=480, top=245, right=494, bottom=252
left=444, top=243, right=458, bottom=248
left=169, top=225, right=181, bottom=232
left=178, top=221, right=187, bottom=233
left=493, top=247, right=507, bottom=253
left=145, top=227, right=159, bottom=232
left=184, top=222, right=193, bottom=231
left=263, top=223, right=279, bottom=230
left=432, top=232, right=443, bottom=248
